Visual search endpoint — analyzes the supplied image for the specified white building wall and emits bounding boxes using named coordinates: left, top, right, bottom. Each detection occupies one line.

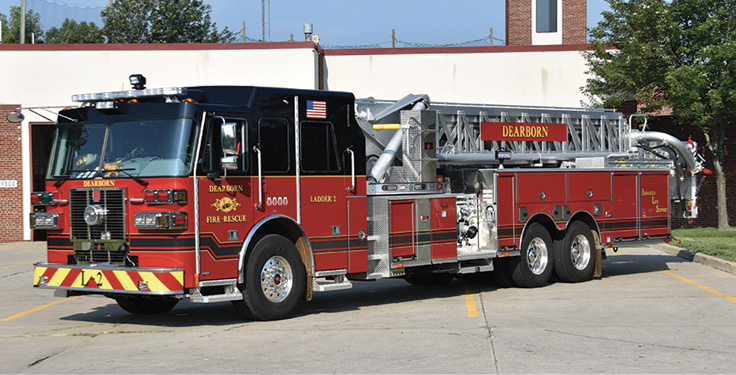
left=0, top=43, right=593, bottom=241
left=324, top=47, right=589, bottom=107
left=0, top=43, right=319, bottom=241
left=0, top=45, right=320, bottom=108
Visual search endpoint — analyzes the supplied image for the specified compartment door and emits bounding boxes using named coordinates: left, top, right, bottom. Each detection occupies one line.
left=390, top=200, right=415, bottom=260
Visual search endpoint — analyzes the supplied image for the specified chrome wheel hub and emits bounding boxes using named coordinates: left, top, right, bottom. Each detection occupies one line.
left=527, top=237, right=549, bottom=275
left=570, top=234, right=591, bottom=270
left=260, top=255, right=293, bottom=303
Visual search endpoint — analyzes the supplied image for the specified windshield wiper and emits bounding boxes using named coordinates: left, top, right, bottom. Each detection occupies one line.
left=102, top=168, right=149, bottom=186
left=53, top=177, right=69, bottom=188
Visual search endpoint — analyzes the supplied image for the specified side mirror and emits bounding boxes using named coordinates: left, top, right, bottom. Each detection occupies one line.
left=220, top=122, right=238, bottom=171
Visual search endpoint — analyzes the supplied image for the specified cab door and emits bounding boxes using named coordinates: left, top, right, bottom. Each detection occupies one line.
left=297, top=116, right=350, bottom=272
left=197, top=116, right=253, bottom=280
left=251, top=116, right=298, bottom=225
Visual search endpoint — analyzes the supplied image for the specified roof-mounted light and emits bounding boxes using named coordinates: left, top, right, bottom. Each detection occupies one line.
left=71, top=87, right=187, bottom=103
left=129, top=74, right=147, bottom=90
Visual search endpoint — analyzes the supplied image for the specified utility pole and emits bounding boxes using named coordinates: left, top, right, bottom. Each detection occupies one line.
left=242, top=21, right=246, bottom=43
left=392, top=28, right=395, bottom=48
left=261, top=0, right=270, bottom=42
left=20, top=0, right=26, bottom=44
left=489, top=28, right=493, bottom=46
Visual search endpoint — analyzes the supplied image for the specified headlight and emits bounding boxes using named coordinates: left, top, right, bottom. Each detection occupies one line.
left=30, top=213, right=61, bottom=229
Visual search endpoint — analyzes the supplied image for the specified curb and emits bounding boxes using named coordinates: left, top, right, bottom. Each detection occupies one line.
left=652, top=243, right=736, bottom=275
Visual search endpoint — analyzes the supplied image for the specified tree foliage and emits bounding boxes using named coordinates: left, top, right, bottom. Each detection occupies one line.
left=583, top=0, right=735, bottom=230
left=0, top=6, right=44, bottom=43
left=46, top=19, right=104, bottom=44
left=101, top=0, right=235, bottom=43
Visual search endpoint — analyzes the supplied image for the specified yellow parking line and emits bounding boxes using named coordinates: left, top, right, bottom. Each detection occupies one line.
left=463, top=283, right=478, bottom=317
left=619, top=251, right=736, bottom=304
left=1, top=296, right=84, bottom=322
left=0, top=260, right=42, bottom=270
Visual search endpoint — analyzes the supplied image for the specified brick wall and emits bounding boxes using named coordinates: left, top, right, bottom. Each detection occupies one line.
left=562, top=0, right=587, bottom=44
left=506, top=0, right=587, bottom=46
left=647, top=117, right=736, bottom=229
left=506, top=0, right=532, bottom=46
left=0, top=105, right=24, bottom=242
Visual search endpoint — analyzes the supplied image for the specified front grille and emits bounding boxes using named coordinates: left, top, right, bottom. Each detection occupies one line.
left=70, top=188, right=126, bottom=241
left=68, top=253, right=138, bottom=267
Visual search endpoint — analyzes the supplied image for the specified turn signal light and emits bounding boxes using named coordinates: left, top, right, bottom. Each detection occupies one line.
left=143, top=189, right=187, bottom=204
left=31, top=192, right=57, bottom=206
left=134, top=212, right=187, bottom=230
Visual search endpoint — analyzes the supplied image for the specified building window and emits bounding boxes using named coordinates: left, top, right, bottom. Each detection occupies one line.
left=537, top=0, right=557, bottom=33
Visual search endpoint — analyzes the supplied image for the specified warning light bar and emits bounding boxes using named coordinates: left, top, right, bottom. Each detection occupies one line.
left=72, top=87, right=187, bottom=103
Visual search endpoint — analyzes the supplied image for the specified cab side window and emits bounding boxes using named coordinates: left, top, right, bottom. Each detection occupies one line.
left=258, top=118, right=289, bottom=173
left=301, top=121, right=340, bottom=173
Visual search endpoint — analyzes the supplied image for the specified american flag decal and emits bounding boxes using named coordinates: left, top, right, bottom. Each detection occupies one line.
left=306, top=100, right=327, bottom=119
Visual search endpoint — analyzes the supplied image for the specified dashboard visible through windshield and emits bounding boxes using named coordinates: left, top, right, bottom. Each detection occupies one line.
left=48, top=118, right=196, bottom=179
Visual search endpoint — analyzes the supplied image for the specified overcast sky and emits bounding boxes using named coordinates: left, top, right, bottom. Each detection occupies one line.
left=0, top=0, right=611, bottom=46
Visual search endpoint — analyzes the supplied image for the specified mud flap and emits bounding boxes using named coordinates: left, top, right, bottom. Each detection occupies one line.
left=593, top=246, right=603, bottom=278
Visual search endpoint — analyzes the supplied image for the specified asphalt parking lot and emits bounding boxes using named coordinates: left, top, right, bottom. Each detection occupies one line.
left=1, top=241, right=735, bottom=374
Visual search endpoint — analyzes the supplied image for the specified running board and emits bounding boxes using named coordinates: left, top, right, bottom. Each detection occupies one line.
left=189, top=278, right=243, bottom=303
left=312, top=270, right=353, bottom=292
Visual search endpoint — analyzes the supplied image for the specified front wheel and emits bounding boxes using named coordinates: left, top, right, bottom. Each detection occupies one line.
left=554, top=221, right=596, bottom=283
left=232, top=235, right=305, bottom=321
left=510, top=223, right=554, bottom=288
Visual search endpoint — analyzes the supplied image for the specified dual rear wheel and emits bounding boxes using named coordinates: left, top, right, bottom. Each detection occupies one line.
left=496, top=221, right=597, bottom=288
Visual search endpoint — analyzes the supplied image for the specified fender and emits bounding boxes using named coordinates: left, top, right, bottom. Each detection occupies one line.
left=518, top=212, right=557, bottom=248
left=565, top=210, right=602, bottom=239
left=237, top=214, right=315, bottom=285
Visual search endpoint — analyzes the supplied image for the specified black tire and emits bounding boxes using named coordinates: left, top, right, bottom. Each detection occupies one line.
left=232, top=234, right=305, bottom=321
left=405, top=272, right=454, bottom=286
left=492, top=257, right=516, bottom=288
left=510, top=223, right=554, bottom=288
left=554, top=221, right=596, bottom=283
left=115, top=297, right=178, bottom=314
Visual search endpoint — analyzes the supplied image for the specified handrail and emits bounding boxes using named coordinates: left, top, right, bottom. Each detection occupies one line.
left=253, top=145, right=263, bottom=209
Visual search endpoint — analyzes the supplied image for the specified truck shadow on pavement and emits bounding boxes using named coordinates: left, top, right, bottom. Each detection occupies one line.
left=58, top=251, right=687, bottom=326
left=600, top=251, right=688, bottom=278
left=59, top=277, right=502, bottom=327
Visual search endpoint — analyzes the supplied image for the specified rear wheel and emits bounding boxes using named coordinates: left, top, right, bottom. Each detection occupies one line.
left=554, top=221, right=596, bottom=282
left=510, top=223, right=554, bottom=288
left=232, top=235, right=305, bottom=321
left=115, top=297, right=178, bottom=314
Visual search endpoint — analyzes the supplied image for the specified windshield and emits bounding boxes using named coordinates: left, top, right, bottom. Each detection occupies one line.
left=48, top=118, right=196, bottom=179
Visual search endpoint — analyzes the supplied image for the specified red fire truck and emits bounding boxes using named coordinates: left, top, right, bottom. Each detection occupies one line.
left=17, top=75, right=707, bottom=320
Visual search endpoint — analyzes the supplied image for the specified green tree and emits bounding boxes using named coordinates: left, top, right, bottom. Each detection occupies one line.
left=0, top=5, right=44, bottom=43
left=46, top=19, right=104, bottom=44
left=101, top=0, right=235, bottom=43
left=584, top=0, right=735, bottom=230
